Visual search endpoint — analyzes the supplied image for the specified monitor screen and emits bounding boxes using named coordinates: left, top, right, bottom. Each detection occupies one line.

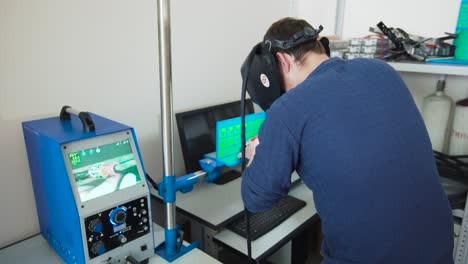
left=176, top=100, right=255, bottom=173
left=68, top=138, right=142, bottom=202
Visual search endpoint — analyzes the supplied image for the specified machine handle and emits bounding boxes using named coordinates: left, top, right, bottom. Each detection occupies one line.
left=60, top=105, right=96, bottom=132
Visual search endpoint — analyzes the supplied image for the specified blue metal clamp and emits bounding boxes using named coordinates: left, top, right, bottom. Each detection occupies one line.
left=199, top=157, right=224, bottom=183
left=156, top=156, right=225, bottom=261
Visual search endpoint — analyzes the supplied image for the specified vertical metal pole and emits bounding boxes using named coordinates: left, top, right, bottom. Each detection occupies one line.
left=288, top=0, right=298, bottom=17
left=335, top=0, right=346, bottom=38
left=157, top=0, right=177, bottom=256
left=157, top=0, right=174, bottom=181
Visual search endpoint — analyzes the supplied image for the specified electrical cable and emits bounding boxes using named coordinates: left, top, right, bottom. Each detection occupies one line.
left=145, top=173, right=159, bottom=191
left=240, top=46, right=256, bottom=264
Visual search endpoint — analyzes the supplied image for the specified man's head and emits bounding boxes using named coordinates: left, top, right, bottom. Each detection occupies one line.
left=264, top=17, right=329, bottom=92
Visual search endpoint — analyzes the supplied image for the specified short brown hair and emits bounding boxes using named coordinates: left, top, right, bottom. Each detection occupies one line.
left=264, top=17, right=325, bottom=64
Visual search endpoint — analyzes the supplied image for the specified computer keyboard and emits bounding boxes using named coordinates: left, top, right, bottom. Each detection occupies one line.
left=227, top=195, right=306, bottom=241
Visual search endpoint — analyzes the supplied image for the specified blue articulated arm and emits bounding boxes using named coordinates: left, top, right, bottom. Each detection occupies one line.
left=155, top=156, right=225, bottom=262
left=157, top=156, right=225, bottom=197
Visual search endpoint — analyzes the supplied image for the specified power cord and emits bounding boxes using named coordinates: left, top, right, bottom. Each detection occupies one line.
left=145, top=173, right=159, bottom=191
left=240, top=47, right=256, bottom=264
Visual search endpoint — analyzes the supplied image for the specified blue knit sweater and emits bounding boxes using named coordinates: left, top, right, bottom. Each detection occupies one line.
left=241, top=58, right=454, bottom=264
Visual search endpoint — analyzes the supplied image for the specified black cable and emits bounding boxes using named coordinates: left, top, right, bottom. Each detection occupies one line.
left=241, top=48, right=255, bottom=264
left=145, top=173, right=159, bottom=191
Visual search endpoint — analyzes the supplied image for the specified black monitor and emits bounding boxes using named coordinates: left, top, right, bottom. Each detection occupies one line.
left=176, top=99, right=255, bottom=174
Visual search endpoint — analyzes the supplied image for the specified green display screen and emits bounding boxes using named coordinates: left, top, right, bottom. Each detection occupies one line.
left=216, top=112, right=266, bottom=167
left=69, top=138, right=142, bottom=202
left=457, top=3, right=468, bottom=29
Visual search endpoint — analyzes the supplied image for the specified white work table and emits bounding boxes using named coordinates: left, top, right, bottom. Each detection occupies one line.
left=151, top=172, right=302, bottom=230
left=0, top=223, right=221, bottom=264
left=151, top=172, right=318, bottom=261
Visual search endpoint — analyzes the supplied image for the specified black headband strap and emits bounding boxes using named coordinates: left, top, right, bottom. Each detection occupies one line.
left=265, top=25, right=323, bottom=51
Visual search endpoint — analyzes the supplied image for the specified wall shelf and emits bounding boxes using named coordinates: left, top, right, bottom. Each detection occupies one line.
left=387, top=61, right=468, bottom=76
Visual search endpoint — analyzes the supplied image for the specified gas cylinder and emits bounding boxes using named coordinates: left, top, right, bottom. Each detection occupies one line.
left=449, top=96, right=468, bottom=155
left=421, top=79, right=453, bottom=153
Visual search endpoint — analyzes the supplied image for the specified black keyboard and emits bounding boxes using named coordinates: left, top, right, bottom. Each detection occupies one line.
left=227, top=195, right=306, bottom=241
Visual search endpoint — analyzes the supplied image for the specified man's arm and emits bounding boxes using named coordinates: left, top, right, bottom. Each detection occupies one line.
left=241, top=113, right=299, bottom=213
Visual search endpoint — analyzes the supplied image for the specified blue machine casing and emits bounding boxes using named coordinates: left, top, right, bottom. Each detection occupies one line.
left=22, top=113, right=153, bottom=263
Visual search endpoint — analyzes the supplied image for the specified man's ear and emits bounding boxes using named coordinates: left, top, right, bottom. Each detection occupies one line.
left=275, top=52, right=291, bottom=74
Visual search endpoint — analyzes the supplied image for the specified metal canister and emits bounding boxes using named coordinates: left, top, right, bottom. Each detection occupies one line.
left=455, top=0, right=468, bottom=60
left=421, top=80, right=454, bottom=152
left=449, top=97, right=468, bottom=155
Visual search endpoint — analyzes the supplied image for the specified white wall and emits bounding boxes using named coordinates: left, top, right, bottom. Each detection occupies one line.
left=0, top=0, right=289, bottom=248
left=296, top=0, right=461, bottom=38
left=296, top=0, right=337, bottom=36
left=295, top=0, right=468, bottom=106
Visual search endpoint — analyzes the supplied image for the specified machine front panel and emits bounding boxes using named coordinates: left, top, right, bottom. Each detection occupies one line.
left=61, top=130, right=149, bottom=216
left=60, top=129, right=155, bottom=263
left=84, top=196, right=151, bottom=260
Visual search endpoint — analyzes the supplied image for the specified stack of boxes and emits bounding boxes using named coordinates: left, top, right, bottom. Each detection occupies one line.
left=344, top=37, right=393, bottom=60
left=329, top=40, right=349, bottom=59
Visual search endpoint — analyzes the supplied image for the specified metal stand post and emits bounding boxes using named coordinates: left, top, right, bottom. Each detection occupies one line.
left=154, top=0, right=200, bottom=261
left=334, top=0, right=346, bottom=38
left=155, top=0, right=178, bottom=258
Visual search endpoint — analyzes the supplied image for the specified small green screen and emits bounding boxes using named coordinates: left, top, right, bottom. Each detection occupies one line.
left=69, top=138, right=142, bottom=202
left=216, top=112, right=266, bottom=166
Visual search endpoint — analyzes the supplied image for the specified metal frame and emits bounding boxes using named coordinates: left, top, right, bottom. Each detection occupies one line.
left=454, top=194, right=468, bottom=264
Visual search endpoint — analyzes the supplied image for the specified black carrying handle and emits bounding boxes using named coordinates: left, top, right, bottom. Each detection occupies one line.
left=60, top=106, right=96, bottom=132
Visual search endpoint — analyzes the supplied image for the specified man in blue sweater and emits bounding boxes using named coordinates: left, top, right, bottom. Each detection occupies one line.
left=241, top=18, right=454, bottom=264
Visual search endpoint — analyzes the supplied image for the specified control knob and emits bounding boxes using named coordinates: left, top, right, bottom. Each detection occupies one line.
left=118, top=234, right=127, bottom=244
left=91, top=240, right=106, bottom=255
left=88, top=219, right=103, bottom=233
left=109, top=207, right=127, bottom=225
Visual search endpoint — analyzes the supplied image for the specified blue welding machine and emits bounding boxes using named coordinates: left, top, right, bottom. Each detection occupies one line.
left=22, top=107, right=155, bottom=264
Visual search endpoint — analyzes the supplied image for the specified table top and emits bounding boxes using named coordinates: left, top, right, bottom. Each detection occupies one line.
left=213, top=183, right=318, bottom=260
left=0, top=223, right=221, bottom=264
left=151, top=170, right=317, bottom=260
left=151, top=172, right=302, bottom=230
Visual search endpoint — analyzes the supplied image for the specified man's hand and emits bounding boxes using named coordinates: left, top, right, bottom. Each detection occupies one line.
left=238, top=136, right=260, bottom=167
